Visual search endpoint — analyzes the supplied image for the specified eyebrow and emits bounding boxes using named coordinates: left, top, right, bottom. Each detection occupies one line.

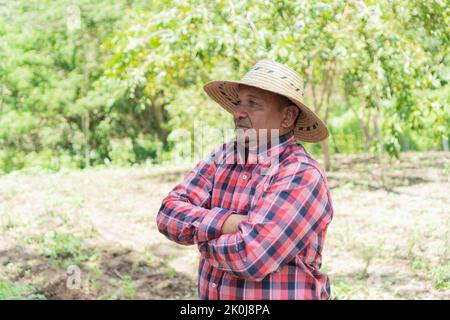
left=246, top=94, right=263, bottom=101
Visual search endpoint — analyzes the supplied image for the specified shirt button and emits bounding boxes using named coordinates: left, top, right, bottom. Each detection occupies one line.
left=242, top=174, right=247, bottom=180
left=211, top=283, right=216, bottom=288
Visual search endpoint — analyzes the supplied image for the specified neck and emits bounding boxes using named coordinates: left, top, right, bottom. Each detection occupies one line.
left=244, top=130, right=293, bottom=148
left=240, top=130, right=293, bottom=162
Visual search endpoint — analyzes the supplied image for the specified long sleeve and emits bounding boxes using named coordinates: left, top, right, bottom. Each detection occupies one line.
left=156, top=145, right=234, bottom=245
left=197, top=162, right=333, bottom=281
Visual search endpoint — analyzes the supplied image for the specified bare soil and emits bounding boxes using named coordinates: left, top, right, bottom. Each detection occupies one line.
left=0, top=151, right=448, bottom=299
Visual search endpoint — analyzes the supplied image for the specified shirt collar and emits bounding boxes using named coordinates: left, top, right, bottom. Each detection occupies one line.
left=255, top=131, right=295, bottom=165
left=222, top=131, right=295, bottom=166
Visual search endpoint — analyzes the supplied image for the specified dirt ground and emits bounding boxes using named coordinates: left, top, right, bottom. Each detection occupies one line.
left=0, top=151, right=449, bottom=299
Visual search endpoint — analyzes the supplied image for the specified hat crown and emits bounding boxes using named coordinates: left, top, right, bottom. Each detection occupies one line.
left=240, top=59, right=305, bottom=99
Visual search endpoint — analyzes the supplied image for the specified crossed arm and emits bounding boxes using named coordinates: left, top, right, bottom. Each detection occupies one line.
left=156, top=147, right=237, bottom=245
left=156, top=149, right=333, bottom=281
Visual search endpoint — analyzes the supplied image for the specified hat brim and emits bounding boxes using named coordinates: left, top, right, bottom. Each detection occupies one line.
left=203, top=80, right=329, bottom=143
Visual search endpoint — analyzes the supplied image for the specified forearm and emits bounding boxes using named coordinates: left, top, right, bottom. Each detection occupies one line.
left=157, top=194, right=235, bottom=245
left=156, top=146, right=224, bottom=245
left=198, top=221, right=274, bottom=281
left=220, top=213, right=247, bottom=235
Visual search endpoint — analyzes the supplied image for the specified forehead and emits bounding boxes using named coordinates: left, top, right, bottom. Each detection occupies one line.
left=238, top=85, right=275, bottom=100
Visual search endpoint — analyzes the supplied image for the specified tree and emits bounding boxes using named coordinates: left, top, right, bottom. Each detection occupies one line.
left=1, top=0, right=448, bottom=173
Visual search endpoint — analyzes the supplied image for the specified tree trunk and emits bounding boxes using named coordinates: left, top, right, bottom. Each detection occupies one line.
left=443, top=137, right=449, bottom=151
left=320, top=139, right=331, bottom=171
left=82, top=111, right=90, bottom=168
left=151, top=101, right=168, bottom=144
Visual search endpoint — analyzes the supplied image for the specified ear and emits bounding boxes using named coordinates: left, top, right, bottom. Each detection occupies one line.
left=281, top=105, right=300, bottom=129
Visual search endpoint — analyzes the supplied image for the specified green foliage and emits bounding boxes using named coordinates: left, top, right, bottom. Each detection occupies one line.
left=0, top=0, right=157, bottom=172
left=119, top=274, right=136, bottom=300
left=0, top=281, right=46, bottom=300
left=331, top=280, right=363, bottom=300
left=0, top=0, right=448, bottom=173
left=431, top=264, right=450, bottom=291
left=42, top=231, right=95, bottom=268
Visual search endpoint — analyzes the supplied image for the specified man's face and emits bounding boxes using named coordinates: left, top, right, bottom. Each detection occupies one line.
left=234, top=85, right=283, bottom=134
left=234, top=85, right=300, bottom=145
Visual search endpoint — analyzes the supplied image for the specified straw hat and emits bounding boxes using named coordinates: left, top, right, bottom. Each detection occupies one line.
left=203, top=59, right=329, bottom=143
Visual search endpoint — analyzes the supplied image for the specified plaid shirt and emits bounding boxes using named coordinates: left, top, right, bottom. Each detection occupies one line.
left=157, top=131, right=334, bottom=300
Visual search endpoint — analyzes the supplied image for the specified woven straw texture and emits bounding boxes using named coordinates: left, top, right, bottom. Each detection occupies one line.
left=203, top=59, right=329, bottom=143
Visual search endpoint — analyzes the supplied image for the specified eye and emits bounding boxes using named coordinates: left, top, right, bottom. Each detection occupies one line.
left=249, top=100, right=258, bottom=106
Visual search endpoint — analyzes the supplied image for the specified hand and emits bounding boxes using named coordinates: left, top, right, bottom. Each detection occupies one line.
left=221, top=214, right=247, bottom=235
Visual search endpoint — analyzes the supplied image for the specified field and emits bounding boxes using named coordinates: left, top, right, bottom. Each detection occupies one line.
left=0, top=151, right=449, bottom=299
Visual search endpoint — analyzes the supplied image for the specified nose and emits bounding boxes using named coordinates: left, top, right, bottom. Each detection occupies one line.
left=233, top=105, right=248, bottom=120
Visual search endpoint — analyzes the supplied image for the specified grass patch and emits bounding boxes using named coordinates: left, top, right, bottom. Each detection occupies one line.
left=430, top=264, right=450, bottom=291
left=41, top=231, right=97, bottom=269
left=331, top=280, right=363, bottom=300
left=161, top=254, right=178, bottom=279
left=359, top=245, right=377, bottom=279
left=0, top=281, right=46, bottom=300
left=119, top=274, right=136, bottom=300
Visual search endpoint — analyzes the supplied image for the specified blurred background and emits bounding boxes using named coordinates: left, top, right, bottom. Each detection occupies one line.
left=0, top=0, right=448, bottom=299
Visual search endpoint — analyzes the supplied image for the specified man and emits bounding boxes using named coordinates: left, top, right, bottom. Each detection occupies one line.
left=157, top=59, right=334, bottom=300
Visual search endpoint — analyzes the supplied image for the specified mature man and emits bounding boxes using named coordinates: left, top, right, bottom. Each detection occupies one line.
left=157, top=59, right=334, bottom=300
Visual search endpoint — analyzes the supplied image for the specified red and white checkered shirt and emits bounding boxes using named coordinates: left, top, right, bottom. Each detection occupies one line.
left=157, top=131, right=334, bottom=300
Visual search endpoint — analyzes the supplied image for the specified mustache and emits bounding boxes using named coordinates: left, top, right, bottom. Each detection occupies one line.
left=235, top=122, right=251, bottom=128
